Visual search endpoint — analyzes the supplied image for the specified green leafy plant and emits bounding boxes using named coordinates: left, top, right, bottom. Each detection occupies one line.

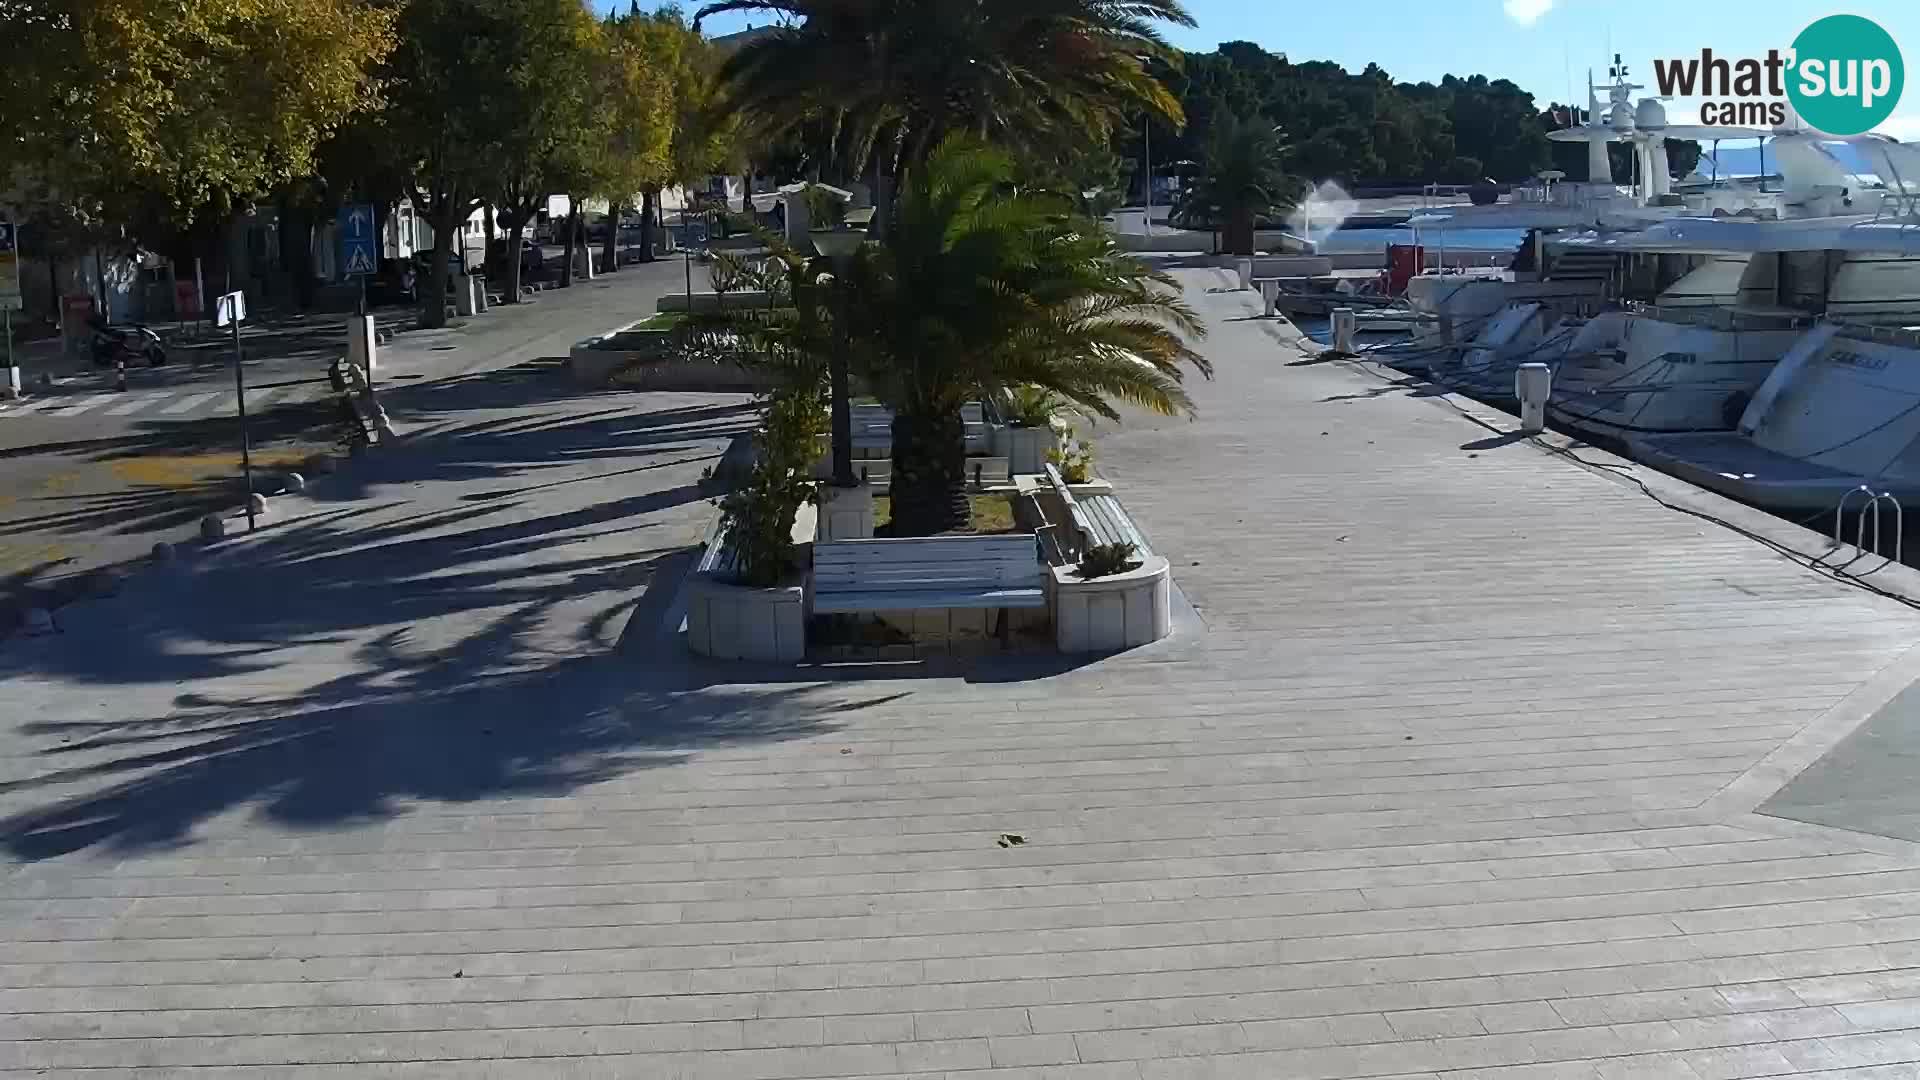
left=1075, top=541, right=1139, bottom=579
left=802, top=183, right=844, bottom=230
left=842, top=136, right=1208, bottom=536
left=1172, top=108, right=1294, bottom=256
left=716, top=382, right=827, bottom=587
left=708, top=249, right=751, bottom=295
left=1004, top=385, right=1066, bottom=428
left=1049, top=430, right=1094, bottom=484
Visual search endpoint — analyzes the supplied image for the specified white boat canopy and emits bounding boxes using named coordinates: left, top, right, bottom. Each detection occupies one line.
left=1546, top=215, right=1920, bottom=256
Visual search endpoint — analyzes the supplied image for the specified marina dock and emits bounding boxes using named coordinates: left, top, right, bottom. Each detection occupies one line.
left=7, top=267, right=1920, bottom=1076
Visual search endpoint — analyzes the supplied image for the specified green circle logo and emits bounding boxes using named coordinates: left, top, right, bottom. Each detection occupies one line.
left=1787, top=15, right=1904, bottom=136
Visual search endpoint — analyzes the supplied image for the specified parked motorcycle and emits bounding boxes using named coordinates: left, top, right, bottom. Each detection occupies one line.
left=89, top=318, right=166, bottom=368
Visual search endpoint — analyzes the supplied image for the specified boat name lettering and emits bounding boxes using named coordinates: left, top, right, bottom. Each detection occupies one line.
left=1828, top=350, right=1888, bottom=370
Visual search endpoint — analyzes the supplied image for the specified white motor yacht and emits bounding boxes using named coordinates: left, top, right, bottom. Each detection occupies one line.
left=1624, top=165, right=1920, bottom=514
left=1416, top=89, right=1906, bottom=440
left=1402, top=61, right=1783, bottom=339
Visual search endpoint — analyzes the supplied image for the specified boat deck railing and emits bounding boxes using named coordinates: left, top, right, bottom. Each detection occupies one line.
left=1622, top=301, right=1816, bottom=332
left=1832, top=320, right=1920, bottom=349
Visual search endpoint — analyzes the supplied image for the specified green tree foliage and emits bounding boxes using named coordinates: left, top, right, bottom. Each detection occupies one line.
left=381, top=0, right=608, bottom=325
left=694, top=0, right=1195, bottom=178
left=1172, top=110, right=1292, bottom=255
left=846, top=137, right=1209, bottom=535
left=1148, top=42, right=1703, bottom=188
left=1, top=0, right=394, bottom=231
left=588, top=6, right=685, bottom=273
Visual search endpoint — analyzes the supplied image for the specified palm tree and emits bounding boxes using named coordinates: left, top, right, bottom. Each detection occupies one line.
left=692, top=0, right=1193, bottom=178
left=1174, top=109, right=1293, bottom=256
left=845, top=136, right=1209, bottom=536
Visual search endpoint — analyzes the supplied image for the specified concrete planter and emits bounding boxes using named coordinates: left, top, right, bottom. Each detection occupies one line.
left=995, top=424, right=1060, bottom=476
left=1051, top=555, right=1172, bottom=654
left=816, top=481, right=875, bottom=541
left=686, top=576, right=807, bottom=663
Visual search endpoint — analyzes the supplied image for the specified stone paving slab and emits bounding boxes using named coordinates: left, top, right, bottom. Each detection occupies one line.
left=5, top=270, right=1920, bottom=1076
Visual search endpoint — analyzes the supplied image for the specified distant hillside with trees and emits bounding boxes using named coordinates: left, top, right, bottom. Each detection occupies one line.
left=1147, top=41, right=1701, bottom=191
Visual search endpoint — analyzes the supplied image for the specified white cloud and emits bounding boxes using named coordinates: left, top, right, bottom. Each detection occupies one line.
left=1503, top=0, right=1554, bottom=26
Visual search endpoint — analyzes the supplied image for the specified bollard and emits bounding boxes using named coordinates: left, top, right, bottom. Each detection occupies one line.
left=1260, top=279, right=1279, bottom=317
left=346, top=315, right=378, bottom=376
left=1516, top=362, right=1552, bottom=434
left=151, top=541, right=176, bottom=564
left=114, top=356, right=128, bottom=392
left=1331, top=308, right=1357, bottom=354
left=454, top=275, right=479, bottom=316
left=200, top=514, right=229, bottom=541
left=1235, top=258, right=1253, bottom=291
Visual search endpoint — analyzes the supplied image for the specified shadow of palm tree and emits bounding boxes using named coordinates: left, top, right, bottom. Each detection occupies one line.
left=1, top=654, right=875, bottom=860
left=0, top=355, right=817, bottom=859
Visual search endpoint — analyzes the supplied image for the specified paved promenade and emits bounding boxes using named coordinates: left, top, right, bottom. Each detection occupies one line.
left=6, top=269, right=1920, bottom=1077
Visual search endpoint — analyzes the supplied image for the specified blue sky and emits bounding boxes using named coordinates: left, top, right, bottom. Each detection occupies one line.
left=672, top=1, right=1920, bottom=139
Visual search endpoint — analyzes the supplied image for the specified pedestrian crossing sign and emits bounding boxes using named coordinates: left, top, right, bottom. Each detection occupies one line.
left=338, top=203, right=377, bottom=277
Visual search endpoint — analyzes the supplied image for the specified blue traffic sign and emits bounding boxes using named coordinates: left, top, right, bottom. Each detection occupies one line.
left=338, top=204, right=377, bottom=276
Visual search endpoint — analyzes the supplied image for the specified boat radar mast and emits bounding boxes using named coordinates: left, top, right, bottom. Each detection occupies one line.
left=1546, top=55, right=1767, bottom=204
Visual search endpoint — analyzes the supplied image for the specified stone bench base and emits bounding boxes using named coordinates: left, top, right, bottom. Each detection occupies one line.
left=1051, top=555, right=1172, bottom=654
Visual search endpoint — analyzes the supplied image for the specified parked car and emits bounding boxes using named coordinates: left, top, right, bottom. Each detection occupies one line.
left=411, top=249, right=470, bottom=293
left=487, top=237, right=544, bottom=276
left=366, top=257, right=416, bottom=305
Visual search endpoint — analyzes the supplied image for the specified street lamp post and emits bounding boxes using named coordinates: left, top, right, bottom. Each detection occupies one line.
left=1143, top=117, right=1153, bottom=237
left=810, top=225, right=866, bottom=489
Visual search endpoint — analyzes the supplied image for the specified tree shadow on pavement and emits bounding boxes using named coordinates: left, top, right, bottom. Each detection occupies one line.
left=1, top=647, right=882, bottom=860
left=0, top=361, right=801, bottom=861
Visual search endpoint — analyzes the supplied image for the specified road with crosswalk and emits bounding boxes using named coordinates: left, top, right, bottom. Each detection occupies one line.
left=0, top=260, right=692, bottom=616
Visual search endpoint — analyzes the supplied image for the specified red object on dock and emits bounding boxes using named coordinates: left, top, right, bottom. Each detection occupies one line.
left=1386, top=244, right=1424, bottom=295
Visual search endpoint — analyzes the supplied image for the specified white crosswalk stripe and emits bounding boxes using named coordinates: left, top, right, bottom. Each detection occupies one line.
left=36, top=394, right=118, bottom=415
left=101, top=393, right=170, bottom=416
left=6, top=379, right=332, bottom=419
left=159, top=391, right=221, bottom=415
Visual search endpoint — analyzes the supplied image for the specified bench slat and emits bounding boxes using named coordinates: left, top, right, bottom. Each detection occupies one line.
left=813, top=535, right=1045, bottom=613
left=1076, top=494, right=1152, bottom=556
left=812, top=587, right=1046, bottom=613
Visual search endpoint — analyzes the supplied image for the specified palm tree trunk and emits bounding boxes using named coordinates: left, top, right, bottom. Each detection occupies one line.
left=1228, top=204, right=1256, bottom=257
left=504, top=219, right=525, bottom=303
left=602, top=200, right=620, bottom=274
left=639, top=190, right=657, bottom=263
left=888, top=407, right=969, bottom=536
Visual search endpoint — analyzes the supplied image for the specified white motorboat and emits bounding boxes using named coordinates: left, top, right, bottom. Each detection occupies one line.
left=1538, top=209, right=1920, bottom=445
left=1624, top=149, right=1920, bottom=514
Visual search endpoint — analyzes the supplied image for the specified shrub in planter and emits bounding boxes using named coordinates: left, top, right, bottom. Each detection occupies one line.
left=708, top=250, right=752, bottom=296
left=717, top=383, right=828, bottom=586
left=1050, top=428, right=1095, bottom=483
left=1075, top=541, right=1140, bottom=580
left=1004, top=385, right=1066, bottom=428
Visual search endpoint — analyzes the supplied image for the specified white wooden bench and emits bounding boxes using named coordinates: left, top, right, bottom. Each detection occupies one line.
left=1043, top=465, right=1153, bottom=559
left=850, top=402, right=991, bottom=459
left=812, top=535, right=1047, bottom=639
